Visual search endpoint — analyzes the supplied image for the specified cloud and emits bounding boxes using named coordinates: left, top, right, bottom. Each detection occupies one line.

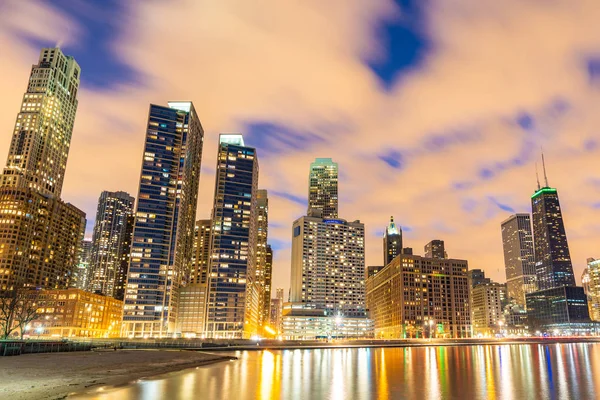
left=0, top=0, right=600, bottom=294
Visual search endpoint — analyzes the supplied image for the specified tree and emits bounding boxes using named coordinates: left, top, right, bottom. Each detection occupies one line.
left=0, top=289, right=40, bottom=339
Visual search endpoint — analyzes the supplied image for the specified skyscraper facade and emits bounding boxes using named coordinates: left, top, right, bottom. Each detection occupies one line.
left=585, top=258, right=600, bottom=322
left=205, top=134, right=259, bottom=339
left=0, top=48, right=86, bottom=292
left=73, top=239, right=93, bottom=290
left=307, top=158, right=338, bottom=218
left=114, top=215, right=134, bottom=301
left=531, top=187, right=575, bottom=290
left=123, top=102, right=204, bottom=337
left=471, top=281, right=505, bottom=337
left=89, top=191, right=135, bottom=298
left=2, top=48, right=80, bottom=197
left=424, top=240, right=446, bottom=259
left=290, top=216, right=366, bottom=318
left=255, top=190, right=271, bottom=330
left=383, top=216, right=402, bottom=265
left=501, top=214, right=536, bottom=307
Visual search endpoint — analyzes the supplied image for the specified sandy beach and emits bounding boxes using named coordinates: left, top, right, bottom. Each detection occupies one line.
left=0, top=350, right=235, bottom=400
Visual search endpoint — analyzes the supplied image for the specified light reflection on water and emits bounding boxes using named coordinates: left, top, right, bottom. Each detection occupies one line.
left=73, top=344, right=600, bottom=400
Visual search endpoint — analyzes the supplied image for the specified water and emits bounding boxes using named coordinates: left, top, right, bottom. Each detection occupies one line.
left=75, top=344, right=600, bottom=399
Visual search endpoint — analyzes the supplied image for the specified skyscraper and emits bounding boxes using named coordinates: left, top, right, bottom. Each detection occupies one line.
left=114, top=215, right=134, bottom=301
left=205, top=134, right=259, bottom=339
left=123, top=102, right=204, bottom=337
left=73, top=239, right=93, bottom=290
left=255, top=189, right=271, bottom=330
left=89, top=191, right=135, bottom=298
left=584, top=258, right=600, bottom=321
left=501, top=214, right=536, bottom=307
left=307, top=158, right=338, bottom=218
left=424, top=240, right=446, bottom=259
left=0, top=48, right=85, bottom=292
left=190, top=219, right=211, bottom=286
left=383, top=216, right=402, bottom=265
left=531, top=187, right=575, bottom=290
left=2, top=48, right=80, bottom=197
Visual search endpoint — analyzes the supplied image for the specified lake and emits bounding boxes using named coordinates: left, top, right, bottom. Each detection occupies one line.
left=73, top=344, right=600, bottom=399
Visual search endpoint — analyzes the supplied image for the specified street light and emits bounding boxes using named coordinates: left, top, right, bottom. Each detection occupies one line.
left=429, top=319, right=434, bottom=341
left=498, top=321, right=504, bottom=338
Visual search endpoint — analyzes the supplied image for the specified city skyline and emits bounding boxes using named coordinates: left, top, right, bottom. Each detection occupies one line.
left=2, top=2, right=600, bottom=297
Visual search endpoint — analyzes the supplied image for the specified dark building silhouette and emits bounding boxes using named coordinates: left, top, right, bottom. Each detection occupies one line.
left=383, top=216, right=402, bottom=265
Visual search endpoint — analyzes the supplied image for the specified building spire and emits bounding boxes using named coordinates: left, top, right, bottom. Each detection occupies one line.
left=535, top=163, right=541, bottom=190
left=541, top=150, right=549, bottom=187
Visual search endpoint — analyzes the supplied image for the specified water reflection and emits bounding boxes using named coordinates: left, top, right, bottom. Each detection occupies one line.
left=73, top=344, right=600, bottom=400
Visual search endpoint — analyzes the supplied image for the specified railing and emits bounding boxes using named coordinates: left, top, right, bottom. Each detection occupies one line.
left=0, top=340, right=92, bottom=356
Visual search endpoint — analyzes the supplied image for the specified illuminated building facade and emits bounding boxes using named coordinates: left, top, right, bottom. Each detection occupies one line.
left=255, top=190, right=272, bottom=330
left=366, top=250, right=471, bottom=339
left=205, top=134, right=259, bottom=338
left=290, top=216, right=366, bottom=318
left=123, top=102, right=204, bottom=338
left=89, top=191, right=135, bottom=298
left=531, top=187, right=575, bottom=290
left=308, top=158, right=338, bottom=218
left=281, top=305, right=374, bottom=340
left=73, top=239, right=92, bottom=290
left=424, top=240, right=446, bottom=259
left=501, top=214, right=536, bottom=308
left=29, top=288, right=123, bottom=338
left=471, top=282, right=505, bottom=337
left=0, top=48, right=86, bottom=292
left=585, top=258, right=600, bottom=321
left=526, top=286, right=591, bottom=333
left=383, top=216, right=401, bottom=265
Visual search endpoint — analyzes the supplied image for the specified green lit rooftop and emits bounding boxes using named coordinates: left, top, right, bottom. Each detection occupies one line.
left=531, top=187, right=557, bottom=199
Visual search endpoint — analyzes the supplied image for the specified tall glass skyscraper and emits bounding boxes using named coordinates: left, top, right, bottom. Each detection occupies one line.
left=308, top=158, right=338, bottom=218
left=501, top=213, right=536, bottom=307
left=0, top=48, right=85, bottom=291
left=205, top=134, right=259, bottom=339
left=383, top=216, right=402, bottom=265
left=123, top=102, right=204, bottom=338
left=255, top=189, right=272, bottom=330
left=531, top=187, right=575, bottom=290
left=89, top=191, right=135, bottom=298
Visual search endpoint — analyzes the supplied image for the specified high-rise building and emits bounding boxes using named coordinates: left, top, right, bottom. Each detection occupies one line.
left=114, top=215, right=134, bottom=301
left=383, top=216, right=402, bottom=265
left=471, top=281, right=505, bottom=337
left=88, top=191, right=135, bottom=298
left=0, top=48, right=85, bottom=292
left=205, top=134, right=259, bottom=339
left=501, top=214, right=536, bottom=308
left=255, top=189, right=272, bottom=330
left=269, top=288, right=285, bottom=334
left=307, top=158, right=338, bottom=218
left=73, top=239, right=93, bottom=290
left=175, top=219, right=211, bottom=337
left=468, top=269, right=491, bottom=288
left=585, top=258, right=600, bottom=321
left=366, top=248, right=471, bottom=339
left=290, top=216, right=366, bottom=318
left=2, top=48, right=80, bottom=198
left=531, top=187, right=575, bottom=290
left=123, top=102, right=204, bottom=338
left=424, top=240, right=446, bottom=259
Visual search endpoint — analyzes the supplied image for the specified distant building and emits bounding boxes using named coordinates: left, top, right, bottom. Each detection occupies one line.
left=585, top=258, right=600, bottom=322
left=255, top=190, right=272, bottom=331
left=307, top=158, right=338, bottom=218
left=367, top=266, right=384, bottom=278
left=88, top=191, right=135, bottom=298
left=29, top=288, right=123, bottom=338
left=269, top=294, right=283, bottom=334
left=366, top=249, right=471, bottom=339
left=526, top=287, right=592, bottom=334
left=468, top=269, right=491, bottom=288
left=73, top=239, right=93, bottom=291
left=402, top=247, right=413, bottom=255
left=424, top=240, right=446, bottom=259
left=281, top=305, right=373, bottom=340
left=205, top=134, right=259, bottom=339
left=383, top=216, right=402, bottom=265
left=501, top=214, right=536, bottom=308
left=471, top=282, right=505, bottom=337
left=114, top=215, right=134, bottom=301
left=123, top=101, right=204, bottom=338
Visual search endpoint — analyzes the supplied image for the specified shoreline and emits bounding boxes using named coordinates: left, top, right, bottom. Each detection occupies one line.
left=0, top=350, right=235, bottom=400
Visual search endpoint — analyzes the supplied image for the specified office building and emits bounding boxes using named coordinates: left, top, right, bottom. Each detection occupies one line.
left=366, top=248, right=471, bottom=339
left=585, top=258, right=600, bottom=321
left=471, top=281, right=505, bottom=337
left=367, top=266, right=384, bottom=278
left=468, top=269, right=491, bottom=288
left=307, top=158, right=338, bottom=218
left=88, top=191, right=135, bottom=298
left=424, top=240, right=446, bottom=259
left=114, top=215, right=134, bottom=301
left=73, top=239, right=92, bottom=290
left=29, top=288, right=123, bottom=338
left=531, top=186, right=575, bottom=290
left=205, top=134, right=259, bottom=339
left=290, top=216, right=366, bottom=318
left=501, top=214, right=536, bottom=308
left=383, top=216, right=402, bottom=265
left=123, top=101, right=204, bottom=338
left=255, top=190, right=272, bottom=330
left=526, top=286, right=592, bottom=334
left=0, top=48, right=86, bottom=292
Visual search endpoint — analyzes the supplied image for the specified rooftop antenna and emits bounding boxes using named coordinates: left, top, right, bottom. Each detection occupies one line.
left=535, top=163, right=541, bottom=190
left=541, top=150, right=549, bottom=187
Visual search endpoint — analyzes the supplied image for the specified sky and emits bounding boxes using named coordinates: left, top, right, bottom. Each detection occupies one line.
left=1, top=0, right=600, bottom=295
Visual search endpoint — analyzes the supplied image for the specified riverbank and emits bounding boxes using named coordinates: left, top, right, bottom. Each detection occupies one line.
left=0, top=350, right=235, bottom=400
